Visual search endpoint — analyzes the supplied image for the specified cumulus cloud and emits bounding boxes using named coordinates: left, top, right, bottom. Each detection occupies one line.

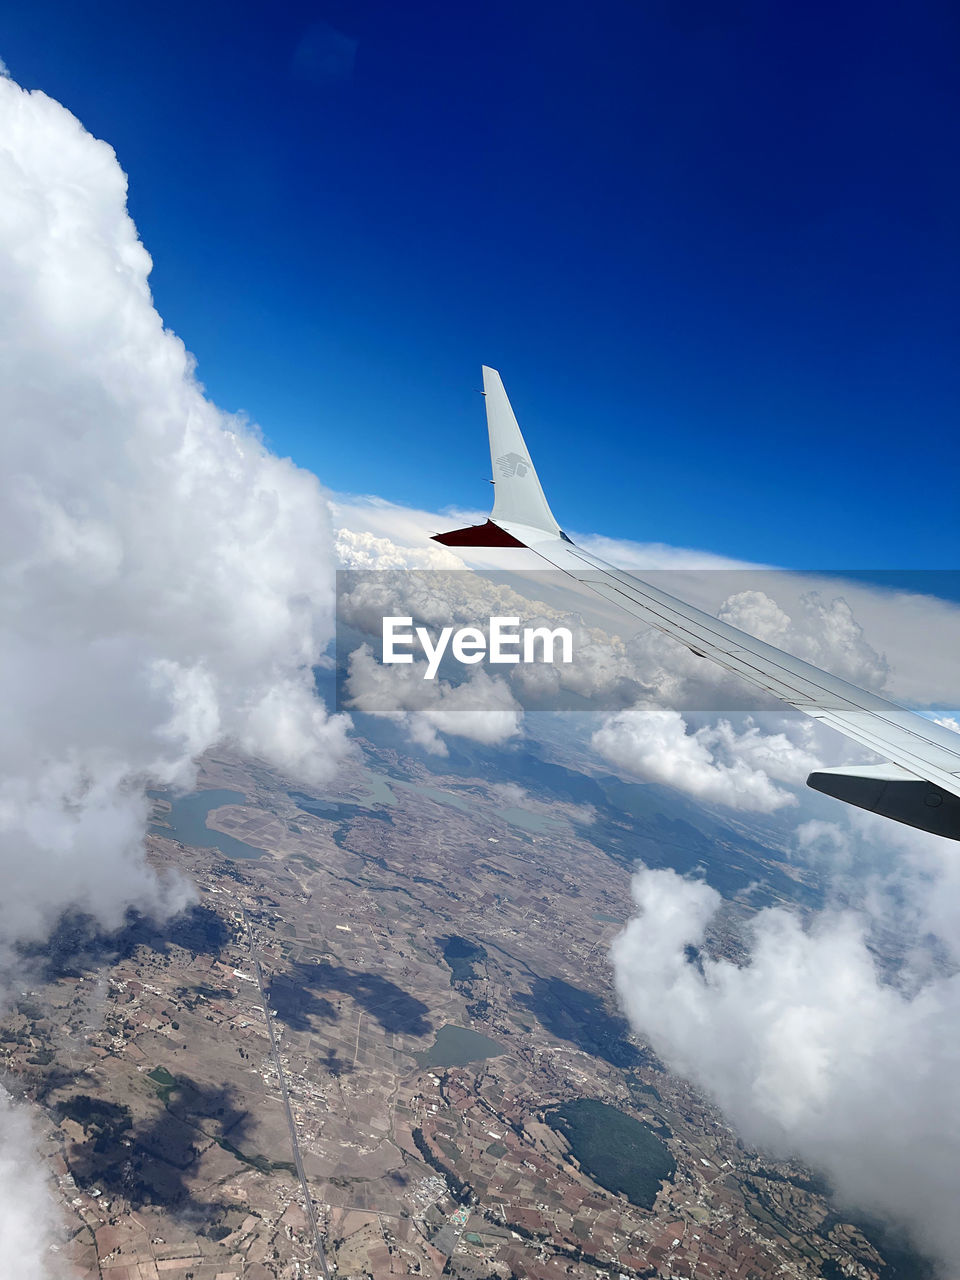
left=611, top=835, right=960, bottom=1272
left=0, top=72, right=351, bottom=957
left=0, top=71, right=354, bottom=1264
left=334, top=525, right=462, bottom=571
left=346, top=643, right=522, bottom=754
left=610, top=586, right=891, bottom=722
left=333, top=553, right=896, bottom=794
left=330, top=496, right=497, bottom=565
left=700, top=716, right=823, bottom=784
left=591, top=705, right=821, bottom=812
left=335, top=567, right=541, bottom=637
left=0, top=1089, right=68, bottom=1277
left=718, top=589, right=889, bottom=690
left=582, top=579, right=904, bottom=811
left=331, top=491, right=960, bottom=755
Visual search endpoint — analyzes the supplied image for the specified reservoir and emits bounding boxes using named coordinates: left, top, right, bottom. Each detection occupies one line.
left=359, top=771, right=397, bottom=806
left=545, top=1098, right=675, bottom=1210
left=412, top=1023, right=506, bottom=1069
left=492, top=805, right=562, bottom=834
left=395, top=780, right=477, bottom=813
left=149, top=789, right=267, bottom=861
left=365, top=773, right=568, bottom=837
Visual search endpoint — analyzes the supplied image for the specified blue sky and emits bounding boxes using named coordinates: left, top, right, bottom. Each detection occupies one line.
left=3, top=0, right=958, bottom=567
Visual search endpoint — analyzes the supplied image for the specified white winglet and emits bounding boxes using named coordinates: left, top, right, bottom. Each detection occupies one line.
left=483, top=366, right=562, bottom=537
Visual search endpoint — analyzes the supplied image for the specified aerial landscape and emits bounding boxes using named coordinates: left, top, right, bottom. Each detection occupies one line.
left=0, top=729, right=938, bottom=1278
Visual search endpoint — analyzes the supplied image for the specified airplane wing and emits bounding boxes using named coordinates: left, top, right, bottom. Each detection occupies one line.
left=435, top=366, right=960, bottom=840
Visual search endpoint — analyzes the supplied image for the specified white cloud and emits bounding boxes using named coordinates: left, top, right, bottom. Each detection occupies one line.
left=718, top=589, right=889, bottom=690
left=569, top=533, right=760, bottom=571
left=591, top=705, right=819, bottom=812
left=336, top=565, right=542, bottom=637
left=794, top=818, right=856, bottom=870
left=0, top=72, right=354, bottom=1266
left=346, top=643, right=522, bottom=754
left=331, top=496, right=490, bottom=561
left=0, top=1089, right=68, bottom=1278
left=699, top=716, right=823, bottom=785
left=610, top=586, right=891, bottom=723
left=490, top=781, right=595, bottom=826
left=334, top=524, right=463, bottom=571
left=331, top=500, right=766, bottom=578
left=611, top=844, right=960, bottom=1272
left=0, top=72, right=351, bottom=957
left=331, top=488, right=960, bottom=741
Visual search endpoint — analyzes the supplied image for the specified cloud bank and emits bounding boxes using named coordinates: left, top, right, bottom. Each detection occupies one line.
left=718, top=589, right=890, bottom=690
left=592, top=705, right=822, bottom=812
left=346, top=643, right=522, bottom=754
left=0, top=71, right=350, bottom=1267
left=0, top=1091, right=68, bottom=1279
left=0, top=73, right=350, bottom=949
left=611, top=824, right=960, bottom=1270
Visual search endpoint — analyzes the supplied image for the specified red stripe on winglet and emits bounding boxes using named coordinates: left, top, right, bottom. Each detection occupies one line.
left=431, top=519, right=527, bottom=548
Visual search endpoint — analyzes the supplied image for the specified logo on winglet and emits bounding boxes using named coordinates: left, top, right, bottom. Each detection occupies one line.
left=496, top=452, right=529, bottom=478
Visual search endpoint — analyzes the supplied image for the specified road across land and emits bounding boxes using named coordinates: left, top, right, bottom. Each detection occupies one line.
left=243, top=910, right=332, bottom=1280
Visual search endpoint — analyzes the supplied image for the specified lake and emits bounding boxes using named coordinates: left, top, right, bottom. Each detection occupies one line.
left=492, top=805, right=563, bottom=834
left=412, top=1023, right=506, bottom=1069
left=359, top=771, right=397, bottom=806
left=395, top=780, right=477, bottom=813
left=149, top=789, right=267, bottom=861
left=545, top=1098, right=676, bottom=1210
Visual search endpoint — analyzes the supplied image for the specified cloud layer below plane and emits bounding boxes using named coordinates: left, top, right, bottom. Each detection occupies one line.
left=0, top=1091, right=69, bottom=1279
left=346, top=643, right=522, bottom=754
left=612, top=818, right=960, bottom=1271
left=592, top=706, right=822, bottom=812
left=0, top=73, right=350, bottom=1268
